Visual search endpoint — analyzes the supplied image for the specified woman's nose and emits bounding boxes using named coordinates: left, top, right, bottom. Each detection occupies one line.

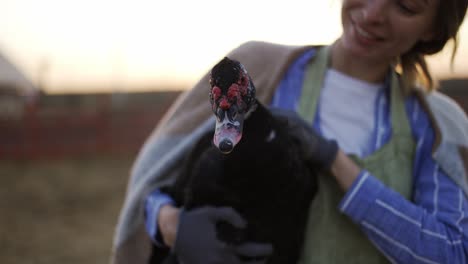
left=362, top=0, right=388, bottom=24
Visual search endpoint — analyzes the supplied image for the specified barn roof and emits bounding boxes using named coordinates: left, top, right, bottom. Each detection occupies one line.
left=0, top=53, right=37, bottom=96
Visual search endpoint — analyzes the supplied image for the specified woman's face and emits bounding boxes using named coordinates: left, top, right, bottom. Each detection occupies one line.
left=340, top=0, right=439, bottom=62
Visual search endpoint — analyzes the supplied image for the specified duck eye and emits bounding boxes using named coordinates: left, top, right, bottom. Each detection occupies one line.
left=240, top=77, right=245, bottom=85
left=217, top=108, right=224, bottom=122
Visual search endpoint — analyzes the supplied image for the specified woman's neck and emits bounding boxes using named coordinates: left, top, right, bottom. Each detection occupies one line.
left=330, top=39, right=391, bottom=84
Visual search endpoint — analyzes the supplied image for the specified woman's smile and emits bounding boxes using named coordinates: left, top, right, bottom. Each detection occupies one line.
left=351, top=19, right=385, bottom=47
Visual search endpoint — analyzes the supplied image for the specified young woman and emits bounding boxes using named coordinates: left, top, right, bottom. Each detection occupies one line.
left=111, top=0, right=468, bottom=263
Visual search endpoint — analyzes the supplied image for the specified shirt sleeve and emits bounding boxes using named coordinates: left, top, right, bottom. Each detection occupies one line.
left=338, top=99, right=468, bottom=263
left=144, top=189, right=175, bottom=247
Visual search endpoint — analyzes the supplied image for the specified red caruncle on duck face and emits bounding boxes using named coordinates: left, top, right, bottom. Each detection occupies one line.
left=210, top=72, right=249, bottom=114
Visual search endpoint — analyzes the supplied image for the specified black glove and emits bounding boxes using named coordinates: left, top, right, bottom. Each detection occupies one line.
left=270, top=108, right=339, bottom=170
left=173, top=206, right=273, bottom=264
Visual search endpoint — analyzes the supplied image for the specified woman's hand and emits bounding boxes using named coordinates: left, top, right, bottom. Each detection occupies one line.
left=270, top=108, right=339, bottom=171
left=158, top=205, right=273, bottom=264
left=158, top=204, right=180, bottom=247
left=330, top=149, right=361, bottom=191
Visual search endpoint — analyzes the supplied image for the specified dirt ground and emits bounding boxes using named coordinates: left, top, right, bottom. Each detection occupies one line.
left=0, top=155, right=134, bottom=264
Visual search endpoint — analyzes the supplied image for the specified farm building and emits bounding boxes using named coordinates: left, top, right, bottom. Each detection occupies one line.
left=0, top=53, right=39, bottom=120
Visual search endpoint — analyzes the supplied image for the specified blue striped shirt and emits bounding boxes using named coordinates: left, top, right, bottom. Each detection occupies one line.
left=146, top=49, right=468, bottom=262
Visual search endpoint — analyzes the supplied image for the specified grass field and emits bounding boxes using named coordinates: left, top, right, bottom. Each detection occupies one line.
left=0, top=155, right=134, bottom=264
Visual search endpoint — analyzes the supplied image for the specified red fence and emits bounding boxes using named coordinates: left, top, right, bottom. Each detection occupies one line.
left=0, top=91, right=181, bottom=160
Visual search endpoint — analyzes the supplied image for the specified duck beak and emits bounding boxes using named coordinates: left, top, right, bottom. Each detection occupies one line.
left=213, top=111, right=244, bottom=154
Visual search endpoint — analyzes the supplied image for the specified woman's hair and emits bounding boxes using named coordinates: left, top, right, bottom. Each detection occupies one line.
left=400, top=0, right=468, bottom=93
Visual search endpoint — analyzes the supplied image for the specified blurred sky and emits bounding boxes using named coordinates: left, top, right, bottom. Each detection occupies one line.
left=1, top=0, right=467, bottom=93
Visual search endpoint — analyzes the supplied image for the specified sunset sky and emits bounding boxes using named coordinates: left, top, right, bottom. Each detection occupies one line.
left=1, top=0, right=467, bottom=94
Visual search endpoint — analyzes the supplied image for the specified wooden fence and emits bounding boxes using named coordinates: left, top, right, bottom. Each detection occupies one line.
left=0, top=91, right=181, bottom=160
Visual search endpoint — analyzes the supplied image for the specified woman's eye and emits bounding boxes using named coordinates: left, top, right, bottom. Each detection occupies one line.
left=397, top=2, right=417, bottom=15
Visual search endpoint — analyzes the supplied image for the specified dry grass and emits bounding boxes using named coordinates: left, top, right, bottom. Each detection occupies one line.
left=0, top=155, right=134, bottom=264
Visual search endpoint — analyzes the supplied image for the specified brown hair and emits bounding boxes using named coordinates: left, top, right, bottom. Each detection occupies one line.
left=400, top=0, right=468, bottom=93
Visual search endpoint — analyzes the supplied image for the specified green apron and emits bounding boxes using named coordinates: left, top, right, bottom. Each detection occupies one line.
left=297, top=46, right=416, bottom=264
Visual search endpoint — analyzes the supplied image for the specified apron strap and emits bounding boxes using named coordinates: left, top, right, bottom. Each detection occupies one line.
left=298, top=46, right=329, bottom=123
